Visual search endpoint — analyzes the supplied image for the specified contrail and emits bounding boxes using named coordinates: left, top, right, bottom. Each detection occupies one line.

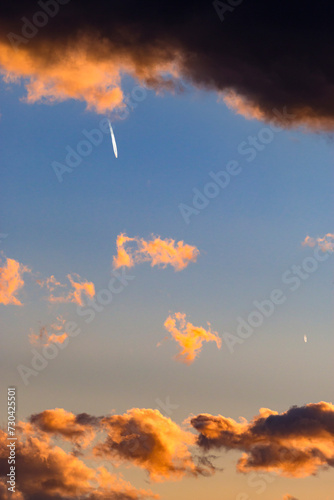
left=108, top=120, right=118, bottom=158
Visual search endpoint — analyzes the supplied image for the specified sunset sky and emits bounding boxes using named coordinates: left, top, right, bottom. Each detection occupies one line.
left=0, top=1, right=334, bottom=500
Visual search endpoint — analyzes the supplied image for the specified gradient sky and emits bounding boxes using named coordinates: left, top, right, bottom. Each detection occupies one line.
left=1, top=2, right=334, bottom=500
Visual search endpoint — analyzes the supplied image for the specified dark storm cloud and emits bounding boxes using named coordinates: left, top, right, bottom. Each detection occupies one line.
left=0, top=0, right=334, bottom=128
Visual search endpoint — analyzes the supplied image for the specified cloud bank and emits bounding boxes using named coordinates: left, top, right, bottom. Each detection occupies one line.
left=1, top=402, right=333, bottom=499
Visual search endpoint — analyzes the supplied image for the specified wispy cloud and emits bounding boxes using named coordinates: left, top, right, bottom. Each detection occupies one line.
left=36, top=275, right=66, bottom=292
left=0, top=256, right=30, bottom=305
left=162, top=312, right=221, bottom=364
left=28, top=317, right=68, bottom=347
left=112, top=234, right=199, bottom=271
left=39, top=273, right=95, bottom=306
left=302, top=233, right=334, bottom=252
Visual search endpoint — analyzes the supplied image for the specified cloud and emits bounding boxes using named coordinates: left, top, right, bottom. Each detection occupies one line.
left=2, top=401, right=333, bottom=499
left=112, top=234, right=199, bottom=271
left=302, top=233, right=334, bottom=252
left=28, top=408, right=101, bottom=448
left=0, top=38, right=127, bottom=115
left=42, top=273, right=95, bottom=306
left=0, top=425, right=157, bottom=500
left=1, top=1, right=334, bottom=128
left=163, top=312, right=221, bottom=364
left=0, top=480, right=24, bottom=500
left=21, top=407, right=213, bottom=484
left=94, top=408, right=211, bottom=481
left=36, top=275, right=66, bottom=292
left=0, top=256, right=30, bottom=305
left=0, top=262, right=95, bottom=307
left=191, top=401, right=334, bottom=477
left=29, top=317, right=68, bottom=347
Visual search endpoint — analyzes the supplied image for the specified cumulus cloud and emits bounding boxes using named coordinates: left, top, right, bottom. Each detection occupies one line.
left=0, top=256, right=30, bottom=305
left=191, top=402, right=334, bottom=477
left=0, top=407, right=214, bottom=499
left=1, top=1, right=334, bottom=128
left=0, top=426, right=156, bottom=500
left=163, top=312, right=221, bottom=364
left=94, top=408, right=211, bottom=481
left=112, top=234, right=199, bottom=271
left=28, top=408, right=102, bottom=448
left=0, top=480, right=24, bottom=500
left=40, top=273, right=95, bottom=306
left=2, top=401, right=333, bottom=499
left=302, top=233, right=334, bottom=252
left=28, top=317, right=69, bottom=347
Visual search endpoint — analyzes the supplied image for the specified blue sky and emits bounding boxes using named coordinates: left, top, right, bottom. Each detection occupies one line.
left=1, top=76, right=333, bottom=500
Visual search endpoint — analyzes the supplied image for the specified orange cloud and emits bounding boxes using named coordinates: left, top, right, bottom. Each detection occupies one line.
left=24, top=407, right=212, bottom=482
left=0, top=480, right=24, bottom=500
left=191, top=401, right=334, bottom=478
left=302, top=233, right=334, bottom=252
left=221, top=91, right=334, bottom=131
left=36, top=275, right=66, bottom=291
left=3, top=401, right=332, bottom=499
left=0, top=256, right=30, bottom=305
left=0, top=35, right=178, bottom=115
left=28, top=317, right=68, bottom=347
left=67, top=274, right=95, bottom=305
left=44, top=273, right=95, bottom=306
left=163, top=312, right=221, bottom=364
left=29, top=408, right=101, bottom=448
left=0, top=40, right=126, bottom=115
left=222, top=90, right=267, bottom=122
left=112, top=234, right=199, bottom=271
left=95, top=408, right=211, bottom=481
left=0, top=424, right=156, bottom=500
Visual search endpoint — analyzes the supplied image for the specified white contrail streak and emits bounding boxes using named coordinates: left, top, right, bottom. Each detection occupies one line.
left=108, top=120, right=118, bottom=158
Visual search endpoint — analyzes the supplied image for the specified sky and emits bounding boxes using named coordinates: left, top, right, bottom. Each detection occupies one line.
left=0, top=1, right=334, bottom=500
